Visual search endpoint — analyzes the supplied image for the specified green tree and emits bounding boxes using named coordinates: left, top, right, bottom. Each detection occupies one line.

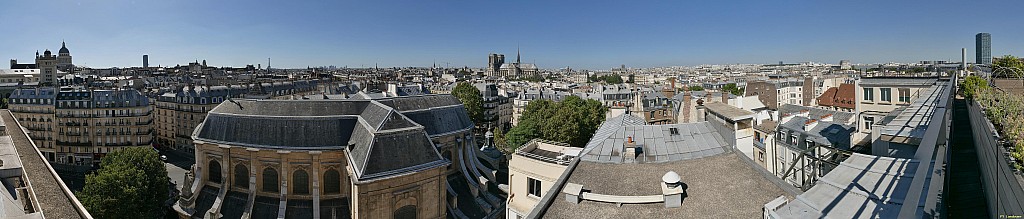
left=493, top=126, right=509, bottom=153
left=722, top=83, right=745, bottom=96
left=452, top=82, right=484, bottom=124
left=627, top=74, right=635, bottom=83
left=994, top=55, right=1024, bottom=78
left=77, top=147, right=169, bottom=219
left=505, top=96, right=608, bottom=148
left=687, top=86, right=704, bottom=91
left=960, top=75, right=989, bottom=100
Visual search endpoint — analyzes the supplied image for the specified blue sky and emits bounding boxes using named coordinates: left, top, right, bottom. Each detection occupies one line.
left=2, top=0, right=1022, bottom=69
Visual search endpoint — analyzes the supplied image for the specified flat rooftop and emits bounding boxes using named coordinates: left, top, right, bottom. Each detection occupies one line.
left=877, top=81, right=950, bottom=145
left=704, top=102, right=754, bottom=121
left=859, top=77, right=938, bottom=87
left=542, top=153, right=790, bottom=218
left=769, top=153, right=924, bottom=219
left=1, top=110, right=87, bottom=219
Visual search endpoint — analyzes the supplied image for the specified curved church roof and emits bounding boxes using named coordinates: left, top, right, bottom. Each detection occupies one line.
left=59, top=41, right=70, bottom=54
left=194, top=94, right=472, bottom=181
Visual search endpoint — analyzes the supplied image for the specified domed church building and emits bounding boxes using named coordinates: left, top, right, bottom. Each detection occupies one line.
left=174, top=94, right=477, bottom=219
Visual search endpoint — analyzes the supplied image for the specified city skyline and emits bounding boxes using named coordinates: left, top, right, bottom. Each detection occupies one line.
left=2, top=0, right=1023, bottom=69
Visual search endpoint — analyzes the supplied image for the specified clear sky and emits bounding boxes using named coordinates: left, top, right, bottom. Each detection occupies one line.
left=2, top=0, right=1022, bottom=69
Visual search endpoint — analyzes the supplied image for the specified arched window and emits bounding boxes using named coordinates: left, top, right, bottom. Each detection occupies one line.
left=208, top=160, right=222, bottom=184
left=293, top=169, right=309, bottom=195
left=323, top=169, right=341, bottom=194
left=394, top=205, right=416, bottom=219
left=234, top=164, right=249, bottom=189
left=263, top=167, right=279, bottom=193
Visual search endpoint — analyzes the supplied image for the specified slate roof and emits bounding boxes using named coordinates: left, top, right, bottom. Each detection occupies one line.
left=778, top=117, right=856, bottom=150
left=779, top=104, right=856, bottom=125
left=194, top=94, right=465, bottom=181
left=580, top=119, right=730, bottom=163
left=769, top=153, right=922, bottom=219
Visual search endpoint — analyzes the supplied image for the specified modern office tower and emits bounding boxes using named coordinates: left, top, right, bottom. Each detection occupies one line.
left=976, top=33, right=991, bottom=65
left=143, top=54, right=149, bottom=68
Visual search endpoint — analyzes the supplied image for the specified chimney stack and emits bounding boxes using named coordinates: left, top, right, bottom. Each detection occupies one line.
left=804, top=119, right=819, bottom=131
left=683, top=90, right=691, bottom=123
left=820, top=114, right=833, bottom=122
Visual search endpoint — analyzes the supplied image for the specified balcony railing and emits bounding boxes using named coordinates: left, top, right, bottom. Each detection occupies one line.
left=56, top=141, right=93, bottom=147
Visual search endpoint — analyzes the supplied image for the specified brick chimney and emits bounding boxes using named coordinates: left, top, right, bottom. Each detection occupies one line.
left=820, top=114, right=833, bottom=122
left=804, top=119, right=819, bottom=131
left=721, top=91, right=728, bottom=103
left=683, top=90, right=691, bottom=123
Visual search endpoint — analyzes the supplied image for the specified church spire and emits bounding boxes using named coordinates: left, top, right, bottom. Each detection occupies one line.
left=516, top=46, right=521, bottom=64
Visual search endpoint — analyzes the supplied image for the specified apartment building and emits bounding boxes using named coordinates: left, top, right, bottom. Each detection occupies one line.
left=506, top=139, right=579, bottom=219
left=11, top=87, right=153, bottom=166
left=9, top=88, right=56, bottom=159
left=854, top=77, right=938, bottom=145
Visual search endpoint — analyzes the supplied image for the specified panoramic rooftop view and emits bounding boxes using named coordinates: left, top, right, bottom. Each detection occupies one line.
left=1, top=0, right=1023, bottom=218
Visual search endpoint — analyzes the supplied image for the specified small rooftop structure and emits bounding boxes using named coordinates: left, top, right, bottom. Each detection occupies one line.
left=704, top=102, right=754, bottom=121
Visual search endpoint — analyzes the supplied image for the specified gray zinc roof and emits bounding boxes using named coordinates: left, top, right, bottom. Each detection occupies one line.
left=194, top=95, right=461, bottom=181
left=581, top=114, right=730, bottom=163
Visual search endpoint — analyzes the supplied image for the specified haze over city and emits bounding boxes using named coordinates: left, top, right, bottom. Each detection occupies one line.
left=3, top=0, right=1023, bottom=69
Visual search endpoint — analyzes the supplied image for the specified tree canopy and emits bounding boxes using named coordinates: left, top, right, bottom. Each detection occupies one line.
left=505, top=96, right=607, bottom=149
left=960, top=75, right=988, bottom=100
left=452, top=82, right=484, bottom=124
left=994, top=55, right=1024, bottom=78
left=77, top=147, right=169, bottom=219
left=687, top=86, right=704, bottom=91
left=722, top=83, right=745, bottom=96
left=589, top=74, right=623, bottom=84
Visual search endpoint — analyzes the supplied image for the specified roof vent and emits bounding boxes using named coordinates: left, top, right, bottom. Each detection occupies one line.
left=669, top=127, right=679, bottom=135
left=663, top=171, right=681, bottom=188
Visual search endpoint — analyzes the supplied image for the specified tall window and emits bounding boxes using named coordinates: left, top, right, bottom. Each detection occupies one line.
left=898, top=88, right=911, bottom=103
left=527, top=178, right=542, bottom=198
left=394, top=205, right=417, bottom=219
left=293, top=169, right=309, bottom=195
left=234, top=164, right=249, bottom=189
left=880, top=88, right=891, bottom=102
left=208, top=160, right=222, bottom=184
left=863, top=88, right=874, bottom=101
left=323, top=169, right=341, bottom=194
left=263, top=167, right=279, bottom=193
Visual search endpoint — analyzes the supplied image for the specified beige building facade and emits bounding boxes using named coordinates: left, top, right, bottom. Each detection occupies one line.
left=10, top=87, right=152, bottom=166
left=506, top=139, right=579, bottom=219
left=175, top=95, right=477, bottom=219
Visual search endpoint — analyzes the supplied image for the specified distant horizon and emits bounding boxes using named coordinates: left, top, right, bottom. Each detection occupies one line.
left=2, top=0, right=1022, bottom=69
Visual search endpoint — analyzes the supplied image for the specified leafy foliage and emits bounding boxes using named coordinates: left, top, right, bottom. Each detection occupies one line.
left=505, top=96, right=607, bottom=149
left=722, top=83, right=745, bottom=96
left=687, top=86, right=704, bottom=91
left=959, top=75, right=988, bottom=100
left=516, top=74, right=546, bottom=82
left=77, top=147, right=169, bottom=219
left=589, top=74, right=624, bottom=84
left=452, top=82, right=484, bottom=124
left=994, top=55, right=1024, bottom=78
left=976, top=85, right=1024, bottom=171
left=493, top=126, right=510, bottom=153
